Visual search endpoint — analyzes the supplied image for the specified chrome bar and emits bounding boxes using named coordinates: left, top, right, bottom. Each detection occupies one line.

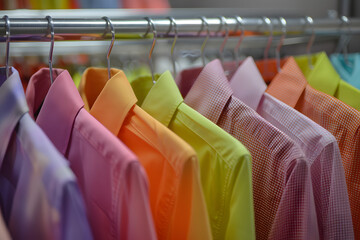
left=0, top=17, right=359, bottom=40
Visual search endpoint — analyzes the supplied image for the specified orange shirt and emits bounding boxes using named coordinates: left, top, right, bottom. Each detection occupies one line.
left=79, top=68, right=212, bottom=240
left=257, top=57, right=360, bottom=239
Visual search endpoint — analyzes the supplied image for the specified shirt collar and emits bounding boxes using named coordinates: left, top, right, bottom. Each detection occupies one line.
left=80, top=68, right=137, bottom=135
left=330, top=53, right=360, bottom=85
left=26, top=68, right=83, bottom=155
left=0, top=67, right=29, bottom=162
left=295, top=52, right=340, bottom=96
left=266, top=57, right=307, bottom=108
left=131, top=71, right=183, bottom=127
left=255, top=57, right=288, bottom=82
left=182, top=59, right=233, bottom=123
left=230, top=57, right=267, bottom=110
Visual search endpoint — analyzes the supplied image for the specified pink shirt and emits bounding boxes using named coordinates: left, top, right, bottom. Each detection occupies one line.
left=230, top=57, right=354, bottom=239
left=176, top=60, right=318, bottom=240
left=25, top=68, right=157, bottom=240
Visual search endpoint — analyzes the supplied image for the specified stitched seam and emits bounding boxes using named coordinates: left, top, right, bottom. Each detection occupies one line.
left=124, top=122, right=178, bottom=239
left=175, top=110, right=234, bottom=167
left=126, top=121, right=180, bottom=172
left=214, top=165, right=232, bottom=239
left=74, top=124, right=118, bottom=239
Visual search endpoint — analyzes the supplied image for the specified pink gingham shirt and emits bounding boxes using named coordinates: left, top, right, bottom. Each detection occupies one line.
left=176, top=60, right=319, bottom=240
left=230, top=57, right=354, bottom=239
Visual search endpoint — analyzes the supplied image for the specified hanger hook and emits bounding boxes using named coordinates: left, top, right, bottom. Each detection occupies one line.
left=263, top=17, right=273, bottom=59
left=144, top=17, right=157, bottom=84
left=305, top=16, right=315, bottom=69
left=263, top=17, right=273, bottom=77
left=199, top=16, right=210, bottom=67
left=337, top=16, right=352, bottom=65
left=102, top=16, right=115, bottom=80
left=3, top=15, right=10, bottom=79
left=275, top=17, right=286, bottom=72
left=45, top=16, right=54, bottom=84
left=218, top=16, right=229, bottom=66
left=234, top=16, right=245, bottom=66
left=167, top=17, right=178, bottom=76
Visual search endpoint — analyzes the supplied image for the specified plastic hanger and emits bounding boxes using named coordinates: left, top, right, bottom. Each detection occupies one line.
left=46, top=16, right=54, bottom=84
left=262, top=17, right=273, bottom=78
left=166, top=17, right=178, bottom=76
left=305, top=16, right=315, bottom=69
left=218, top=16, right=229, bottom=68
left=275, top=17, right=286, bottom=73
left=3, top=15, right=10, bottom=79
left=102, top=16, right=115, bottom=80
left=199, top=16, right=210, bottom=67
left=144, top=17, right=157, bottom=84
left=234, top=16, right=245, bottom=67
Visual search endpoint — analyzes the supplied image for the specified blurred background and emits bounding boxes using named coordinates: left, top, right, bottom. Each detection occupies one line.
left=1, top=0, right=359, bottom=18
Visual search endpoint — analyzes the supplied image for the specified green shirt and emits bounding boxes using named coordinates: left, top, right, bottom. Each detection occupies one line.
left=295, top=52, right=360, bottom=111
left=131, top=71, right=255, bottom=240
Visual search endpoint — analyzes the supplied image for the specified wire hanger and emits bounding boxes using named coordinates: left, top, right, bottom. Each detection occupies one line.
left=166, top=17, right=178, bottom=77
left=45, top=16, right=54, bottom=84
left=3, top=15, right=10, bottom=79
left=305, top=16, right=315, bottom=69
left=336, top=16, right=352, bottom=67
left=234, top=16, right=245, bottom=67
left=275, top=17, right=286, bottom=73
left=144, top=17, right=157, bottom=84
left=262, top=17, right=273, bottom=78
left=199, top=16, right=210, bottom=67
left=102, top=16, right=115, bottom=80
left=218, top=16, right=229, bottom=67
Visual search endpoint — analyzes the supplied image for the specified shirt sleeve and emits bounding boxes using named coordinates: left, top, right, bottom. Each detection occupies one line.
left=185, top=156, right=212, bottom=240
left=117, top=162, right=157, bottom=240
left=318, top=143, right=354, bottom=239
left=269, top=158, right=319, bottom=239
left=225, top=154, right=256, bottom=240
left=61, top=182, right=94, bottom=240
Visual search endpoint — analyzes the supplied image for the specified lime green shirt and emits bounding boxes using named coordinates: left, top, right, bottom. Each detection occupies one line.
left=295, top=52, right=360, bottom=111
left=131, top=71, right=255, bottom=240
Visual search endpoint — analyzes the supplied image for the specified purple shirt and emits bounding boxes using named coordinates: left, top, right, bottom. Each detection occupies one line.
left=0, top=67, right=93, bottom=239
left=230, top=57, right=354, bottom=239
left=177, top=60, right=319, bottom=240
left=25, top=68, right=156, bottom=240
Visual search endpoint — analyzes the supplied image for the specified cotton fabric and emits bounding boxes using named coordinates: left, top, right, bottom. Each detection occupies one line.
left=79, top=68, right=212, bottom=240
left=130, top=71, right=255, bottom=240
left=259, top=57, right=359, bottom=239
left=0, top=67, right=93, bottom=240
left=176, top=60, right=318, bottom=240
left=295, top=52, right=360, bottom=111
left=232, top=57, right=353, bottom=239
left=26, top=68, right=156, bottom=240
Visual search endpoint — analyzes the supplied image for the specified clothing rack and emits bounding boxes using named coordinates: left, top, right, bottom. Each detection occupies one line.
left=1, top=16, right=360, bottom=41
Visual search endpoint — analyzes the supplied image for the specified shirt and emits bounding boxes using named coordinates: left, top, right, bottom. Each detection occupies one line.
left=25, top=68, right=156, bottom=240
left=232, top=57, right=353, bottom=239
left=79, top=68, right=211, bottom=240
left=176, top=60, right=318, bottom=240
left=294, top=52, right=360, bottom=111
left=130, top=71, right=255, bottom=240
left=0, top=67, right=92, bottom=240
left=330, top=53, right=360, bottom=90
left=262, top=57, right=360, bottom=239
left=0, top=211, right=10, bottom=240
